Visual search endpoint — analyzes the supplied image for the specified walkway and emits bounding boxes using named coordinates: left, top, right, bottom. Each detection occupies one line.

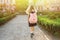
left=0, top=15, right=57, bottom=40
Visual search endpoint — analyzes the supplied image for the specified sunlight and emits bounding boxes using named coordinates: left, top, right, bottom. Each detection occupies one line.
left=5, top=0, right=11, bottom=5
left=0, top=0, right=60, bottom=11
left=29, top=0, right=33, bottom=5
left=11, top=0, right=16, bottom=5
left=36, top=0, right=60, bottom=6
left=1, top=0, right=4, bottom=4
left=36, top=0, right=60, bottom=8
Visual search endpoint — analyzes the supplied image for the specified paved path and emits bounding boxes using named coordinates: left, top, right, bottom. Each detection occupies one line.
left=0, top=15, right=58, bottom=40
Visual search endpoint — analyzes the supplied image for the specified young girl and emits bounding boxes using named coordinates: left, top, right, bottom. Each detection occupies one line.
left=26, top=5, right=37, bottom=38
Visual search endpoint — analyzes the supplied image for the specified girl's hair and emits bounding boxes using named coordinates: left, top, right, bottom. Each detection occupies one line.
left=29, top=5, right=35, bottom=13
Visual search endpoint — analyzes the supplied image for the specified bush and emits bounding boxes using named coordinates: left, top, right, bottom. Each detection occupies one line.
left=0, top=13, right=16, bottom=25
left=37, top=11, right=60, bottom=19
left=0, top=13, right=3, bottom=18
left=38, top=16, right=60, bottom=35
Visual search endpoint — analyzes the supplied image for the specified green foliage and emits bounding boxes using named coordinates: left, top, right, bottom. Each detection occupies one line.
left=37, top=11, right=60, bottom=19
left=38, top=15, right=60, bottom=36
left=16, top=0, right=28, bottom=12
left=0, top=13, right=3, bottom=18
left=0, top=13, right=16, bottom=25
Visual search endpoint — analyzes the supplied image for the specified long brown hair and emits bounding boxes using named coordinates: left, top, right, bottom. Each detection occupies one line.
left=29, top=5, right=35, bottom=13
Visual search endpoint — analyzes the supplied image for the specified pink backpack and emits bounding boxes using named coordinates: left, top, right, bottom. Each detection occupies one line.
left=29, top=13, right=37, bottom=23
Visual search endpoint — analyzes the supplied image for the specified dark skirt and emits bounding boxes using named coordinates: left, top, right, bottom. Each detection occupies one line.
left=28, top=16, right=37, bottom=27
left=29, top=23, right=37, bottom=27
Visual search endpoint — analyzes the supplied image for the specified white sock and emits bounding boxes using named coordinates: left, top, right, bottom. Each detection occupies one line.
left=31, top=31, right=33, bottom=33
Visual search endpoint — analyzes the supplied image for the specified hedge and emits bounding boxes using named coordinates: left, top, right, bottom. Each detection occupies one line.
left=0, top=13, right=17, bottom=25
left=38, top=15, right=60, bottom=35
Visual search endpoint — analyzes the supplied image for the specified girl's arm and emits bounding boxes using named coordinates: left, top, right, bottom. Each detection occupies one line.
left=34, top=6, right=37, bottom=13
left=25, top=5, right=31, bottom=15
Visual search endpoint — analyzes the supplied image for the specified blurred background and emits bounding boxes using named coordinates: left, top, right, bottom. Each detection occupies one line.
left=0, top=0, right=60, bottom=38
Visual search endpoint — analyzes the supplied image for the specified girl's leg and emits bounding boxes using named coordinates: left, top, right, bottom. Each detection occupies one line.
left=30, top=26, right=34, bottom=38
left=30, top=27, right=34, bottom=33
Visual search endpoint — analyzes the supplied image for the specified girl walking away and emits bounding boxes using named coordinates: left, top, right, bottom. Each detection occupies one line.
left=25, top=5, right=37, bottom=38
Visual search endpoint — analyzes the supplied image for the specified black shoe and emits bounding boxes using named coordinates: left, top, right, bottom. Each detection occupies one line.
left=31, top=33, right=34, bottom=38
